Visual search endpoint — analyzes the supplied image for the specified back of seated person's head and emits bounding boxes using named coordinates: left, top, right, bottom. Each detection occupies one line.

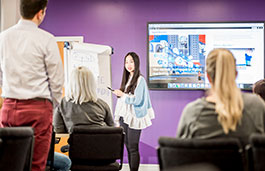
left=206, top=48, right=243, bottom=134
left=253, top=79, right=265, bottom=102
left=66, top=66, right=97, bottom=104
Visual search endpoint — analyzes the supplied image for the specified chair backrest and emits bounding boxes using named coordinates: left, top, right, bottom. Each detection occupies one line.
left=163, top=163, right=221, bottom=171
left=249, top=134, right=265, bottom=171
left=158, top=137, right=244, bottom=171
left=0, top=127, right=34, bottom=171
left=68, top=126, right=124, bottom=170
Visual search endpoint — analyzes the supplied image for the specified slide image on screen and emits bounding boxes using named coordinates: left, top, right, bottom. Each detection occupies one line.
left=147, top=22, right=264, bottom=90
left=149, top=34, right=206, bottom=89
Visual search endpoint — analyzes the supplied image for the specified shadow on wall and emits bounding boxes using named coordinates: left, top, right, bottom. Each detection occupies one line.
left=123, top=141, right=158, bottom=164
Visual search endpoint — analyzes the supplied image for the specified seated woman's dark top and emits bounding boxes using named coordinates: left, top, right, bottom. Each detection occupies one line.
left=53, top=97, right=114, bottom=133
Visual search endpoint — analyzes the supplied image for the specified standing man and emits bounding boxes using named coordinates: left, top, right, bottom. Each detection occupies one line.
left=0, top=0, right=64, bottom=170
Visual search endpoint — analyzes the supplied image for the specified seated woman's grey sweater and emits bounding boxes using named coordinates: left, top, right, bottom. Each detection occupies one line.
left=53, top=97, right=114, bottom=133
left=177, top=92, right=265, bottom=146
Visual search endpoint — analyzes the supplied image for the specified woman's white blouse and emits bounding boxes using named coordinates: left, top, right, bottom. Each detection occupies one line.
left=114, top=76, right=155, bottom=130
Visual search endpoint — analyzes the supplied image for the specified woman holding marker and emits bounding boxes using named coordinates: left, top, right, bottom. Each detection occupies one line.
left=113, top=52, right=155, bottom=171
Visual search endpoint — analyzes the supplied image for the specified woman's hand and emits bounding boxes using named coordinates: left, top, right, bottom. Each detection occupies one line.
left=113, top=89, right=124, bottom=97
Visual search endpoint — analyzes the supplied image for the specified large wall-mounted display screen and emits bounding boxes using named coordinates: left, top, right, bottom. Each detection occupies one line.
left=147, top=22, right=265, bottom=90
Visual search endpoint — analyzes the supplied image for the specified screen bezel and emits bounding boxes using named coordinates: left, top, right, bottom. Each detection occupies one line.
left=147, top=21, right=265, bottom=91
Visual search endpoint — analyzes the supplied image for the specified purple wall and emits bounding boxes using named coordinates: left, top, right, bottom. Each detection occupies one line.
left=41, top=0, right=265, bottom=164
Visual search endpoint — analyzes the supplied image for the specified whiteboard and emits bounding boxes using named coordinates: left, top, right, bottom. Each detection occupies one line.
left=64, top=42, right=113, bottom=112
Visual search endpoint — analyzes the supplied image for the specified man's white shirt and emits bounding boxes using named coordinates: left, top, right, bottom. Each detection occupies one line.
left=0, top=19, right=64, bottom=104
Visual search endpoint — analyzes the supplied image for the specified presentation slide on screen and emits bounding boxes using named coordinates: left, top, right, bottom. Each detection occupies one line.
left=148, top=23, right=264, bottom=90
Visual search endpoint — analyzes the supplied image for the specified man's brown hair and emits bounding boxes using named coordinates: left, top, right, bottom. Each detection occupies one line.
left=20, top=0, right=48, bottom=19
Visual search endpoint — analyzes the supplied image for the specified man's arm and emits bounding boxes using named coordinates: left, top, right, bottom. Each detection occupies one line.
left=45, top=37, right=64, bottom=105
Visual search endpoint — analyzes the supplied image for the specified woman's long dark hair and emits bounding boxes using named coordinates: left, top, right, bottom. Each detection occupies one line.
left=120, top=52, right=140, bottom=94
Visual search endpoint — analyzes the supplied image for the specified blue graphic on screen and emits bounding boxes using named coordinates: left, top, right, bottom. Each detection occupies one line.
left=149, top=35, right=206, bottom=87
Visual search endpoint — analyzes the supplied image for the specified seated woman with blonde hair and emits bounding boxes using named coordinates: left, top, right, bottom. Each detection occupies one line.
left=177, top=48, right=265, bottom=146
left=53, top=66, right=114, bottom=133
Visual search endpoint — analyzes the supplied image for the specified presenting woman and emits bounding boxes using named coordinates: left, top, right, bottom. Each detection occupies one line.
left=113, top=52, right=155, bottom=171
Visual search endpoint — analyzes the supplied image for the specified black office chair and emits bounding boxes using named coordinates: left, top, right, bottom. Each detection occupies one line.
left=163, top=163, right=220, bottom=171
left=158, top=137, right=245, bottom=171
left=0, top=127, right=34, bottom=171
left=249, top=134, right=265, bottom=171
left=68, top=126, right=124, bottom=171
